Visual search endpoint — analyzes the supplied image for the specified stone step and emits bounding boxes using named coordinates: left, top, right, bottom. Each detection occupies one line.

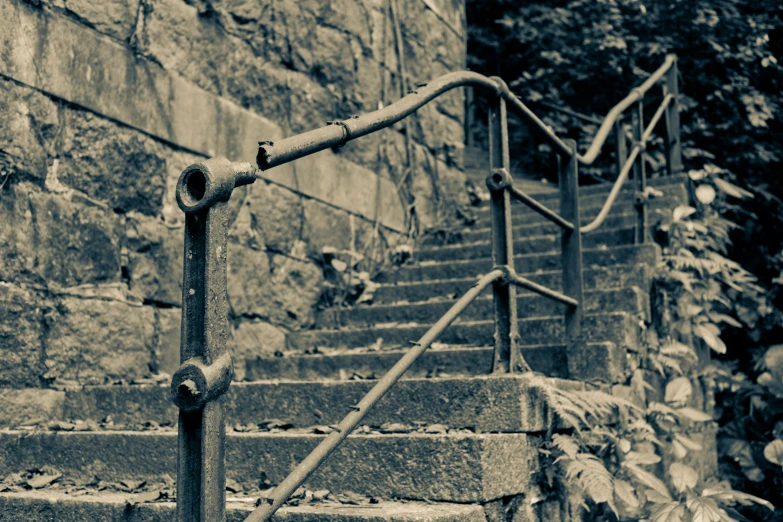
left=317, top=287, right=647, bottom=329
left=378, top=243, right=659, bottom=287
left=374, top=262, right=650, bottom=304
left=0, top=430, right=538, bottom=503
left=416, top=226, right=639, bottom=262
left=466, top=173, right=689, bottom=203
left=58, top=375, right=578, bottom=434
left=287, top=312, right=640, bottom=351
left=468, top=180, right=687, bottom=219
left=246, top=342, right=625, bottom=383
left=0, top=491, right=487, bottom=522
left=421, top=211, right=648, bottom=246
left=467, top=194, right=682, bottom=230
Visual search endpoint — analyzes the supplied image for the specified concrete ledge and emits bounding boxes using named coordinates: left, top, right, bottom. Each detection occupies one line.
left=286, top=312, right=641, bottom=350
left=384, top=244, right=660, bottom=284
left=318, top=287, right=647, bottom=328
left=60, top=375, right=577, bottom=433
left=0, top=491, right=487, bottom=522
left=0, top=0, right=405, bottom=232
left=0, top=389, right=64, bottom=428
left=0, top=430, right=538, bottom=502
left=246, top=345, right=572, bottom=381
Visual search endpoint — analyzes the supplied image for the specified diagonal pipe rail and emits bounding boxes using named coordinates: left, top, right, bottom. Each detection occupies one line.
left=581, top=93, right=673, bottom=234
left=245, top=269, right=505, bottom=522
left=172, top=52, right=682, bottom=522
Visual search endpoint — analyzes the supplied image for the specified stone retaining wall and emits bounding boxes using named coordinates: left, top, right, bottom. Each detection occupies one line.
left=0, top=0, right=468, bottom=388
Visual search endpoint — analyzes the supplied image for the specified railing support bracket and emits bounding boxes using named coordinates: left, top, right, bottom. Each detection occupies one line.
left=173, top=157, right=255, bottom=522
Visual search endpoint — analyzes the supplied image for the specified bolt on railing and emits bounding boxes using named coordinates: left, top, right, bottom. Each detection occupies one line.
left=170, top=54, right=684, bottom=522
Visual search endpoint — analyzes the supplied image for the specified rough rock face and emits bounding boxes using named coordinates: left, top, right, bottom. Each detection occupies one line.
left=0, top=283, right=46, bottom=388
left=44, top=296, right=156, bottom=385
left=0, top=0, right=466, bottom=386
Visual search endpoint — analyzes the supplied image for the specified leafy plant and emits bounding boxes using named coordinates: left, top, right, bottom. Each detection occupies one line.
left=531, top=163, right=777, bottom=520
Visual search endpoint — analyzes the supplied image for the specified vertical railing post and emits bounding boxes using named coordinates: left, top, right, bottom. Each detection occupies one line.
left=663, top=54, right=683, bottom=176
left=171, top=158, right=255, bottom=522
left=614, top=117, right=627, bottom=179
left=465, top=86, right=475, bottom=148
left=559, top=139, right=584, bottom=351
left=486, top=84, right=520, bottom=374
left=632, top=101, right=648, bottom=244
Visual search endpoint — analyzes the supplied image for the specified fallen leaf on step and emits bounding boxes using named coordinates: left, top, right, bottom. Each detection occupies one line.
left=312, top=489, right=330, bottom=501
left=424, top=424, right=449, bottom=434
left=26, top=471, right=62, bottom=489
left=129, top=490, right=161, bottom=505
left=378, top=422, right=414, bottom=433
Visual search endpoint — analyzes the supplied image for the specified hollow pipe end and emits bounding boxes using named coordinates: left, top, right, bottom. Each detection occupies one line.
left=176, top=157, right=238, bottom=214
left=170, top=354, right=233, bottom=411
left=486, top=168, right=512, bottom=192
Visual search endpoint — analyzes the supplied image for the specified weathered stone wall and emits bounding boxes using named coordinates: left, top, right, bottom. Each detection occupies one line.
left=0, top=0, right=468, bottom=390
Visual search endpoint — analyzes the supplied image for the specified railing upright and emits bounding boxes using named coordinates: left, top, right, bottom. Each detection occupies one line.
left=663, top=55, right=683, bottom=176
left=559, top=140, right=584, bottom=348
left=170, top=159, right=256, bottom=522
left=487, top=87, right=521, bottom=373
left=614, top=118, right=627, bottom=178
left=632, top=101, right=648, bottom=244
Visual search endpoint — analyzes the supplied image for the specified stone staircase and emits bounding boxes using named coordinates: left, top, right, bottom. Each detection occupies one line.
left=0, top=175, right=689, bottom=521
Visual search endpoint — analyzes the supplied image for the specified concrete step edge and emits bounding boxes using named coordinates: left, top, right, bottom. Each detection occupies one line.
left=0, top=430, right=539, bottom=502
left=0, top=491, right=488, bottom=522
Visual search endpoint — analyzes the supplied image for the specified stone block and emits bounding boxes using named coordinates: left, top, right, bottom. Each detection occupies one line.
left=302, top=199, right=354, bottom=257
left=0, top=430, right=539, bottom=502
left=227, top=241, right=323, bottom=328
left=259, top=150, right=406, bottom=232
left=123, top=214, right=184, bottom=305
left=0, top=388, right=64, bottom=427
left=398, top=0, right=463, bottom=68
left=60, top=374, right=567, bottom=432
left=298, top=0, right=373, bottom=51
left=236, top=180, right=303, bottom=254
left=28, top=190, right=121, bottom=287
left=227, top=320, right=287, bottom=381
left=0, top=183, right=37, bottom=283
left=0, top=77, right=58, bottom=182
left=568, top=342, right=630, bottom=384
left=154, top=307, right=181, bottom=377
left=58, top=109, right=167, bottom=215
left=0, top=0, right=282, bottom=163
left=44, top=297, right=155, bottom=384
left=46, top=0, right=140, bottom=41
left=0, top=283, right=45, bottom=388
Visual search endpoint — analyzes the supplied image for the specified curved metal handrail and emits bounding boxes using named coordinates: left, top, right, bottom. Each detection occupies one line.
left=576, top=54, right=676, bottom=165
left=257, top=55, right=676, bottom=173
left=581, top=93, right=673, bottom=233
left=257, top=55, right=677, bottom=240
left=257, top=72, right=573, bottom=170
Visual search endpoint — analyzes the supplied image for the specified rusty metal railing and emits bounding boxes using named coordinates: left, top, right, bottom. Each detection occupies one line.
left=170, top=54, right=683, bottom=522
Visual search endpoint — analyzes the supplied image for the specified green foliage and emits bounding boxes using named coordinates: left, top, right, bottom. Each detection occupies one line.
left=466, top=0, right=783, bottom=295
left=531, top=168, right=777, bottom=520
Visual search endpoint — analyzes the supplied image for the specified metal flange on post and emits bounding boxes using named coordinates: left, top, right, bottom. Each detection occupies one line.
left=171, top=158, right=255, bottom=522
